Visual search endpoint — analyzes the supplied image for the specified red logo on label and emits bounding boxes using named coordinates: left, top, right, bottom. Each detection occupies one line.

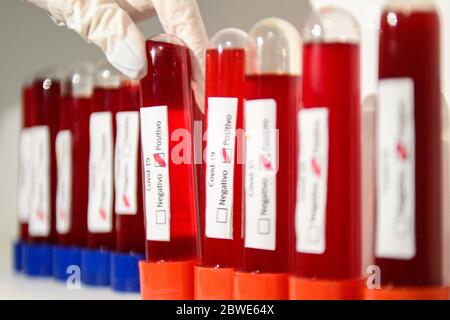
left=154, top=153, right=166, bottom=167
left=37, top=210, right=45, bottom=221
left=311, top=158, right=322, bottom=177
left=99, top=208, right=107, bottom=221
left=396, top=143, right=408, bottom=161
left=122, top=194, right=130, bottom=208
left=222, top=148, right=232, bottom=163
left=260, top=155, right=273, bottom=170
left=59, top=210, right=65, bottom=221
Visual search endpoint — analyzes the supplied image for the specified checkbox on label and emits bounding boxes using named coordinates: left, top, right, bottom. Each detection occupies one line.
left=156, top=210, right=166, bottom=224
left=257, top=218, right=270, bottom=235
left=153, top=153, right=166, bottom=167
left=222, top=148, right=232, bottom=163
left=216, top=208, right=228, bottom=224
left=306, top=225, right=321, bottom=244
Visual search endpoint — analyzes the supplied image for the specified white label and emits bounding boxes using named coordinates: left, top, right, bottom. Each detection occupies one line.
left=140, top=106, right=171, bottom=241
left=376, top=78, right=416, bottom=260
left=28, top=126, right=51, bottom=237
left=205, top=98, right=238, bottom=240
left=88, top=112, right=114, bottom=233
left=17, top=129, right=33, bottom=223
left=115, top=112, right=139, bottom=215
left=56, top=130, right=73, bottom=234
left=295, top=108, right=329, bottom=254
left=244, top=99, right=277, bottom=251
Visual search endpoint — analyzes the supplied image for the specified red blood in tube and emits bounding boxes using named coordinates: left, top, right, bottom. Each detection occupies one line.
left=294, top=43, right=361, bottom=280
left=86, top=87, right=119, bottom=250
left=200, top=48, right=245, bottom=267
left=115, top=82, right=145, bottom=253
left=377, top=10, right=442, bottom=286
left=19, top=84, right=35, bottom=241
left=56, top=95, right=91, bottom=247
left=141, top=40, right=197, bottom=262
left=242, top=74, right=300, bottom=273
left=29, top=78, right=61, bottom=243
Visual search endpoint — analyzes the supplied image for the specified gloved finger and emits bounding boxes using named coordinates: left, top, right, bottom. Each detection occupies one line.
left=152, top=0, right=209, bottom=113
left=24, top=0, right=48, bottom=11
left=47, top=0, right=147, bottom=79
left=116, top=0, right=156, bottom=22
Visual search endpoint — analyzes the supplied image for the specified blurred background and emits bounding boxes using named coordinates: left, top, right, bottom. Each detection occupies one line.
left=0, top=0, right=449, bottom=281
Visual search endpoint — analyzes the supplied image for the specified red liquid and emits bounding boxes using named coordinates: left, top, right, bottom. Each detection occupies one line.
left=294, top=43, right=362, bottom=280
left=29, top=78, right=61, bottom=244
left=19, top=85, right=36, bottom=241
left=141, top=40, right=197, bottom=262
left=87, top=87, right=119, bottom=250
left=242, top=74, right=300, bottom=273
left=115, top=82, right=145, bottom=254
left=200, top=48, right=245, bottom=268
left=57, top=96, right=91, bottom=247
left=376, top=9, right=442, bottom=286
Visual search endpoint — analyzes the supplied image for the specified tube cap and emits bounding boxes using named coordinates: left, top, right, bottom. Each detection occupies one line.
left=194, top=265, right=234, bottom=300
left=139, top=260, right=194, bottom=300
left=13, top=241, right=24, bottom=272
left=365, top=285, right=450, bottom=300
left=234, top=271, right=288, bottom=300
left=22, top=243, right=53, bottom=277
left=80, top=248, right=111, bottom=286
left=111, top=252, right=145, bottom=293
left=289, top=276, right=365, bottom=300
left=52, top=246, right=82, bottom=281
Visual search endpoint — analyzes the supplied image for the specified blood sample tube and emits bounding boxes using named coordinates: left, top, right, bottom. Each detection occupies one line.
left=23, top=67, right=61, bottom=276
left=14, top=76, right=36, bottom=271
left=81, top=61, right=120, bottom=286
left=110, top=78, right=145, bottom=292
left=53, top=63, right=94, bottom=281
left=195, top=28, right=247, bottom=300
left=139, top=34, right=198, bottom=300
left=290, top=7, right=363, bottom=300
left=235, top=18, right=301, bottom=300
left=369, top=0, right=448, bottom=299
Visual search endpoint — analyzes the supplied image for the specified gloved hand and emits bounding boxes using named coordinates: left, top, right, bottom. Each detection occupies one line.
left=26, top=0, right=209, bottom=112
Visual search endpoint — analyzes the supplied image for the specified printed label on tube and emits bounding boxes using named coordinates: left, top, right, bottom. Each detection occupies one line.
left=17, top=128, right=33, bottom=223
left=296, top=108, right=329, bottom=254
left=244, top=99, right=277, bottom=251
left=29, top=126, right=51, bottom=237
left=56, top=130, right=72, bottom=234
left=205, top=97, right=238, bottom=240
left=140, top=106, right=171, bottom=241
left=376, top=78, right=416, bottom=260
left=88, top=112, right=114, bottom=233
left=115, top=111, right=139, bottom=215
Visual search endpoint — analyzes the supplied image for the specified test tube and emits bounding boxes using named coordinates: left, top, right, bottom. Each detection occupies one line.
left=53, top=63, right=94, bottom=281
left=14, top=75, right=36, bottom=271
left=235, top=18, right=301, bottom=300
left=139, top=34, right=198, bottom=300
left=290, top=7, right=363, bottom=300
left=110, top=78, right=145, bottom=292
left=369, top=0, right=448, bottom=299
left=81, top=61, right=120, bottom=286
left=23, top=67, right=61, bottom=276
left=195, top=28, right=247, bottom=299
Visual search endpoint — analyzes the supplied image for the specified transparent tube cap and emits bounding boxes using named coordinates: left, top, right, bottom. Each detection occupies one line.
left=303, top=6, right=360, bottom=44
left=383, top=0, right=437, bottom=13
left=34, top=66, right=63, bottom=90
left=246, top=17, right=301, bottom=76
left=209, top=28, right=248, bottom=51
left=63, top=62, right=94, bottom=98
left=94, top=60, right=122, bottom=89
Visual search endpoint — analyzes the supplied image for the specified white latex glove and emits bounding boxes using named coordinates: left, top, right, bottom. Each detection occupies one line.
left=26, top=0, right=208, bottom=112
